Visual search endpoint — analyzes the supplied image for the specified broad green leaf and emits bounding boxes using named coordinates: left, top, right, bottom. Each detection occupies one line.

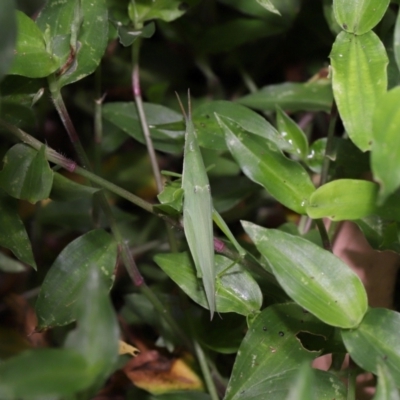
left=154, top=252, right=262, bottom=316
left=218, top=115, right=315, bottom=214
left=275, top=106, right=308, bottom=159
left=0, top=0, right=17, bottom=82
left=305, top=138, right=327, bottom=174
left=50, top=172, right=99, bottom=202
left=192, top=100, right=282, bottom=151
left=0, top=144, right=53, bottom=204
left=256, top=0, right=281, bottom=15
left=219, top=0, right=299, bottom=24
left=36, top=0, right=108, bottom=87
left=341, top=308, right=400, bottom=383
left=224, top=303, right=345, bottom=400
left=333, top=0, right=390, bottom=35
left=307, top=179, right=378, bottom=221
left=0, top=190, right=36, bottom=269
left=128, top=0, right=199, bottom=24
left=115, top=21, right=155, bottom=46
left=322, top=0, right=342, bottom=35
left=372, top=87, right=400, bottom=203
left=102, top=102, right=184, bottom=154
left=36, top=229, right=117, bottom=328
left=355, top=216, right=400, bottom=253
left=374, top=360, right=400, bottom=400
left=285, top=363, right=315, bottom=400
left=237, top=81, right=333, bottom=112
left=330, top=30, right=388, bottom=152
left=182, top=103, right=215, bottom=317
left=9, top=11, right=60, bottom=78
left=35, top=0, right=76, bottom=69
left=242, top=222, right=368, bottom=328
left=0, top=348, right=90, bottom=398
left=65, top=267, right=119, bottom=387
left=394, top=9, right=400, bottom=73
left=0, top=251, right=25, bottom=273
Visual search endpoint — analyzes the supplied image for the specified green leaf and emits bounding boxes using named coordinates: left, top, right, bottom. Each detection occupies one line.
left=0, top=144, right=53, bottom=204
left=218, top=0, right=299, bottom=24
left=35, top=229, right=118, bottom=328
left=192, top=100, right=281, bottom=151
left=0, top=348, right=90, bottom=398
left=115, top=21, right=156, bottom=46
left=237, top=81, right=333, bottom=112
left=275, top=106, right=308, bottom=159
left=307, top=179, right=378, bottom=221
left=128, top=0, right=199, bottom=24
left=333, top=0, right=390, bottom=34
left=372, top=87, right=400, bottom=203
left=218, top=115, right=315, bottom=214
left=242, top=222, right=368, bottom=328
left=50, top=172, right=99, bottom=202
left=224, top=303, right=346, bottom=400
left=154, top=252, right=262, bottom=316
left=0, top=0, right=17, bottom=82
left=330, top=30, right=388, bottom=152
left=355, top=216, right=400, bottom=253
left=256, top=0, right=281, bottom=16
left=0, top=190, right=36, bottom=269
left=0, top=251, right=26, bottom=273
left=102, top=102, right=184, bottom=154
left=65, top=267, right=119, bottom=387
left=9, top=11, right=60, bottom=78
left=394, top=9, right=400, bottom=74
left=341, top=308, right=400, bottom=383
left=374, top=360, right=400, bottom=400
left=285, top=363, right=315, bottom=400
left=36, top=0, right=108, bottom=87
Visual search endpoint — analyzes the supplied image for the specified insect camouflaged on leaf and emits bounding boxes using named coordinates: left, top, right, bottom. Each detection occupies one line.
left=177, top=91, right=216, bottom=318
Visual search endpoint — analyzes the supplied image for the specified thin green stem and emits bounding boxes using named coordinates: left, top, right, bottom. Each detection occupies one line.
left=346, top=361, right=357, bottom=400
left=319, top=102, right=338, bottom=187
left=48, top=74, right=91, bottom=169
left=315, top=219, right=331, bottom=252
left=93, top=64, right=104, bottom=227
left=193, top=340, right=220, bottom=400
left=132, top=39, right=163, bottom=194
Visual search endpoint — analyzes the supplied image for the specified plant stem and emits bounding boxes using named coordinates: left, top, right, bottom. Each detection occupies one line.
left=93, top=64, right=104, bottom=226
left=193, top=340, right=220, bottom=400
left=132, top=39, right=163, bottom=194
left=131, top=38, right=178, bottom=252
left=48, top=74, right=91, bottom=169
left=315, top=219, right=332, bottom=252
left=0, top=118, right=156, bottom=214
left=346, top=361, right=357, bottom=400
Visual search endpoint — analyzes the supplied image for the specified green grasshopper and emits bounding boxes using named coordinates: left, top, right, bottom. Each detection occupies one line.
left=178, top=92, right=216, bottom=318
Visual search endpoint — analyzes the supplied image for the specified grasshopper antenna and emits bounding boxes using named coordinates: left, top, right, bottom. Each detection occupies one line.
left=175, top=91, right=187, bottom=120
